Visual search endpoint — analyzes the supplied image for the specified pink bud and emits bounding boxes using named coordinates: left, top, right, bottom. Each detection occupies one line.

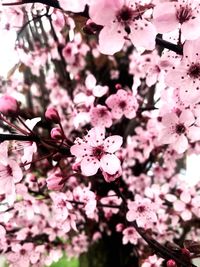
left=45, top=107, right=60, bottom=123
left=167, top=259, right=177, bottom=267
left=116, top=223, right=124, bottom=232
left=0, top=95, right=19, bottom=117
left=115, top=84, right=122, bottom=90
left=50, top=127, right=62, bottom=139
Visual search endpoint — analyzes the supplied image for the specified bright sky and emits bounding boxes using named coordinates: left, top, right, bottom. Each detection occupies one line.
left=0, top=29, right=18, bottom=77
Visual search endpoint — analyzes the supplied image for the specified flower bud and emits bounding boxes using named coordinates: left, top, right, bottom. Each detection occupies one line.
left=45, top=107, right=60, bottom=124
left=0, top=95, right=19, bottom=117
left=50, top=127, right=62, bottom=139
left=166, top=259, right=177, bottom=267
left=116, top=223, right=124, bottom=232
left=115, top=84, right=122, bottom=90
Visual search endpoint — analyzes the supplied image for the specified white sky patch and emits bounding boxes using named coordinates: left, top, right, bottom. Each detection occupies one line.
left=0, top=29, right=18, bottom=77
left=186, top=154, right=200, bottom=186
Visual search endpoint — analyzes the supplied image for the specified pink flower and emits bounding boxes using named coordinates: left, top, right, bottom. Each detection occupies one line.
left=0, top=142, right=23, bottom=196
left=73, top=186, right=97, bottom=218
left=173, top=190, right=200, bottom=221
left=165, top=38, right=200, bottom=104
left=89, top=0, right=156, bottom=54
left=50, top=192, right=77, bottom=233
left=70, top=127, right=123, bottom=176
left=106, top=89, right=138, bottom=119
left=153, top=0, right=200, bottom=40
left=7, top=243, right=34, bottom=267
left=159, top=109, right=200, bottom=154
left=122, top=227, right=139, bottom=245
left=141, top=255, right=163, bottom=267
left=90, top=105, right=112, bottom=128
left=126, top=198, right=157, bottom=228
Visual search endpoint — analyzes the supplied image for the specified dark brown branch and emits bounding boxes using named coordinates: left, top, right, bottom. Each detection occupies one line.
left=156, top=35, right=183, bottom=55
left=0, top=133, right=39, bottom=142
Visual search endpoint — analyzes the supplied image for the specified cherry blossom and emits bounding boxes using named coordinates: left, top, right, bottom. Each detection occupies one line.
left=153, top=0, right=200, bottom=40
left=90, top=105, right=112, bottom=128
left=70, top=127, right=123, bottom=176
left=7, top=243, right=34, bottom=267
left=165, top=37, right=200, bottom=104
left=0, top=142, right=23, bottom=197
left=141, top=255, right=163, bottom=267
left=159, top=109, right=200, bottom=154
left=73, top=185, right=97, bottom=218
left=105, top=89, right=138, bottom=119
left=126, top=197, right=157, bottom=228
left=89, top=0, right=157, bottom=54
left=122, top=227, right=139, bottom=245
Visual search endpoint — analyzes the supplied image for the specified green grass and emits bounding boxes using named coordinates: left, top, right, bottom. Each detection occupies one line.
left=50, top=256, right=79, bottom=267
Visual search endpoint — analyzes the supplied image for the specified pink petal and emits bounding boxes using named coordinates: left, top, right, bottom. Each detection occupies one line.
left=81, top=157, right=100, bottom=176
left=126, top=210, right=135, bottom=222
left=129, top=20, right=156, bottom=50
left=98, top=24, right=126, bottom=55
left=153, top=2, right=178, bottom=33
left=162, top=113, right=178, bottom=127
left=10, top=160, right=23, bottom=183
left=187, top=125, right=200, bottom=142
left=85, top=74, right=96, bottom=89
left=171, top=134, right=188, bottom=154
left=180, top=191, right=191, bottom=203
left=70, top=143, right=92, bottom=157
left=100, top=154, right=121, bottom=175
left=85, top=127, right=105, bottom=146
left=165, top=68, right=187, bottom=88
left=181, top=210, right=192, bottom=221
left=174, top=200, right=185, bottom=212
left=93, top=85, right=108, bottom=97
left=179, top=110, right=195, bottom=126
left=89, top=0, right=122, bottom=26
left=181, top=18, right=200, bottom=40
left=183, top=39, right=200, bottom=62
left=103, top=135, right=123, bottom=153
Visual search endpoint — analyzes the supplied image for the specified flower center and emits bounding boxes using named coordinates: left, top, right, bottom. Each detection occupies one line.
left=93, top=146, right=104, bottom=159
left=116, top=6, right=133, bottom=23
left=119, top=100, right=127, bottom=109
left=137, top=205, right=146, bottom=213
left=176, top=5, right=193, bottom=24
left=20, top=249, right=26, bottom=255
left=99, top=108, right=108, bottom=117
left=175, top=123, right=186, bottom=135
left=188, top=63, right=200, bottom=79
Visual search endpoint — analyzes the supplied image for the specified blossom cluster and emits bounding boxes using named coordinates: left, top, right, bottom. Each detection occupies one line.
left=1, top=0, right=200, bottom=267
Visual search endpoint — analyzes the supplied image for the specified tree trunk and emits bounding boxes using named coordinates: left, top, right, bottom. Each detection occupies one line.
left=79, top=232, right=139, bottom=267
